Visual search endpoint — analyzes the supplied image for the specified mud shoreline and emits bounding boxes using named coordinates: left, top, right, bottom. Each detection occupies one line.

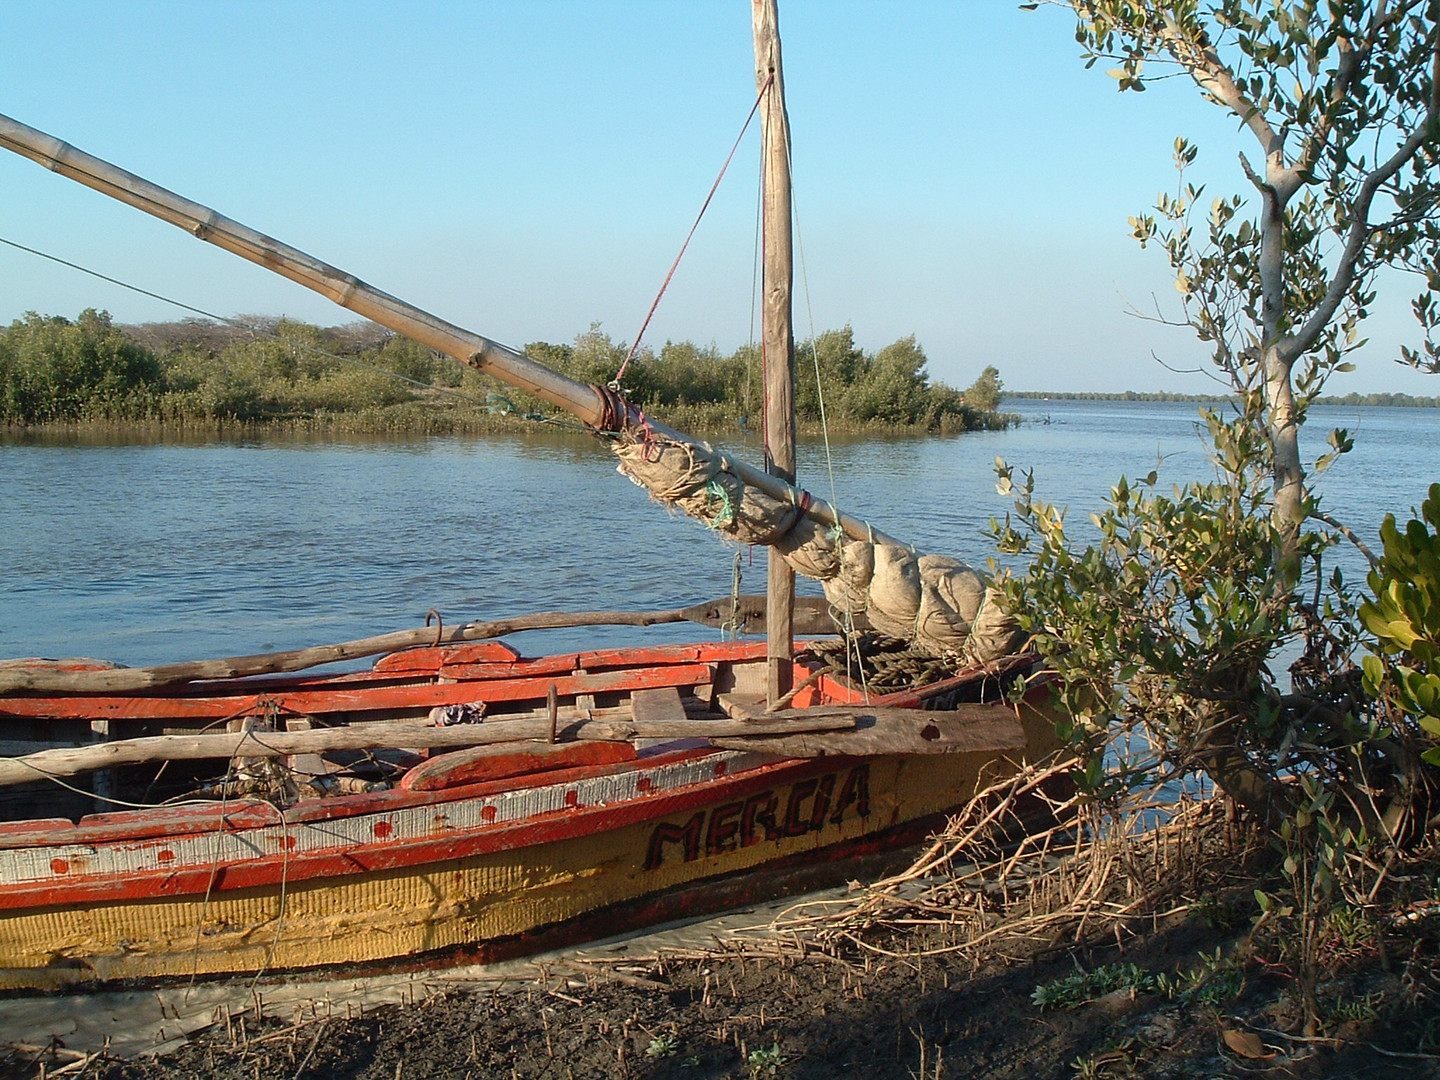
left=4, top=887, right=1434, bottom=1080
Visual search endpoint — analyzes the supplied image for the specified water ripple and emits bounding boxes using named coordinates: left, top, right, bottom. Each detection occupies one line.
left=2, top=405, right=1435, bottom=666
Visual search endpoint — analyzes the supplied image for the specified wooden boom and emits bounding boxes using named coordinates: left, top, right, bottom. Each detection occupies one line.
left=0, top=112, right=898, bottom=549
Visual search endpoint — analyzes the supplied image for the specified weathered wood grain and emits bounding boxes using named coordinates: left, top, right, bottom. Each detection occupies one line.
left=710, top=706, right=1027, bottom=757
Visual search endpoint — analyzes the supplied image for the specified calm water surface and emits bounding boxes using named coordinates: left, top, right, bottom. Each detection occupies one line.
left=2, top=400, right=1437, bottom=667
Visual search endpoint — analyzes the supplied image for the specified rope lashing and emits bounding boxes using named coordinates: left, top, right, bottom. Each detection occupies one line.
left=589, top=382, right=631, bottom=435
left=637, top=411, right=663, bottom=464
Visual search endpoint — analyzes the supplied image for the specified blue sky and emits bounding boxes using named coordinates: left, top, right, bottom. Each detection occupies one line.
left=2, top=1, right=1434, bottom=395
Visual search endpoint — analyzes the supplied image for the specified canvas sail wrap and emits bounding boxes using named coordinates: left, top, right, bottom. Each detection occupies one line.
left=612, top=431, right=1023, bottom=662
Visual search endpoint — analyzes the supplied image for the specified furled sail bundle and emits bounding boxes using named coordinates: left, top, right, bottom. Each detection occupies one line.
left=612, top=429, right=1023, bottom=662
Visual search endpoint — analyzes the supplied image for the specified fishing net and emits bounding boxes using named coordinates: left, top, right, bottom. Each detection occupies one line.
left=612, top=434, right=1024, bottom=663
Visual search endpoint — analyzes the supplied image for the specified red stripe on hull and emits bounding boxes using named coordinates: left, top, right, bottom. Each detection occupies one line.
left=0, top=663, right=714, bottom=721
left=0, top=754, right=868, bottom=911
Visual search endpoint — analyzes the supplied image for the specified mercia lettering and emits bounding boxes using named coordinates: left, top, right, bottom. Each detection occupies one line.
left=643, top=764, right=870, bottom=870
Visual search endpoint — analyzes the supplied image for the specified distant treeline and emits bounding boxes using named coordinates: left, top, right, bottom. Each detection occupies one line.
left=1011, top=389, right=1440, bottom=407
left=1314, top=391, right=1440, bottom=407
left=1009, top=390, right=1231, bottom=402
left=0, top=310, right=1012, bottom=435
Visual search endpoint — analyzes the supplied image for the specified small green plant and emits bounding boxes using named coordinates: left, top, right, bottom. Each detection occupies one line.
left=1323, top=904, right=1378, bottom=954
left=747, top=1041, right=787, bottom=1079
left=1191, top=967, right=1245, bottom=1007
left=1329, top=991, right=1384, bottom=1024
left=644, top=1033, right=679, bottom=1060
left=1032, top=963, right=1156, bottom=1010
left=1070, top=1038, right=1138, bottom=1079
left=1153, top=948, right=1243, bottom=1006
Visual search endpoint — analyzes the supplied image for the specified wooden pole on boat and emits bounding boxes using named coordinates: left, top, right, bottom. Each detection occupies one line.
left=0, top=112, right=901, bottom=549
left=754, top=0, right=796, bottom=707
left=0, top=712, right=862, bottom=788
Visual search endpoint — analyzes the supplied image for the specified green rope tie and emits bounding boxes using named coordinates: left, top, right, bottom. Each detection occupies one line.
left=704, top=478, right=737, bottom=530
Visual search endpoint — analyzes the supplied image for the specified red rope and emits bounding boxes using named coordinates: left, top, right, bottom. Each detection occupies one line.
left=612, top=73, right=774, bottom=387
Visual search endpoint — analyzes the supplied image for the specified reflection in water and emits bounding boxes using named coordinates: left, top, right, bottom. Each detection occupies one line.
left=1, top=401, right=1435, bottom=667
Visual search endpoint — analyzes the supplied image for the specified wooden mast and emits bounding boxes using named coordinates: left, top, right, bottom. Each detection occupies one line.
left=753, top=0, right=796, bottom=706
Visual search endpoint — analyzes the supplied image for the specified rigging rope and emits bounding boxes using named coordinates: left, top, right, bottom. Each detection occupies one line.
left=611, top=72, right=774, bottom=388
left=781, top=118, right=869, bottom=695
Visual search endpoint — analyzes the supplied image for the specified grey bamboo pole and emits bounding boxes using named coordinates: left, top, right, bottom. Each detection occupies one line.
left=753, top=0, right=796, bottom=707
left=0, top=713, right=860, bottom=788
left=0, top=111, right=899, bottom=549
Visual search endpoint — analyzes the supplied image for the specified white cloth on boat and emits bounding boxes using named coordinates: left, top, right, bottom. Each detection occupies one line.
left=612, top=434, right=1024, bottom=662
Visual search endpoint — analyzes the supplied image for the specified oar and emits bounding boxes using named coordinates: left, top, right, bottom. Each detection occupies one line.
left=0, top=596, right=851, bottom=695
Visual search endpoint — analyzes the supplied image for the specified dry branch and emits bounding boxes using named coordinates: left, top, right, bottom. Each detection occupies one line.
left=737, top=753, right=1258, bottom=967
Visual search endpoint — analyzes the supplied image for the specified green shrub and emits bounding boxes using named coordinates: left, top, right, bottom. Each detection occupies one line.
left=0, top=309, right=162, bottom=422
left=5, top=311, right=1011, bottom=435
left=964, top=364, right=1003, bottom=411
left=1361, top=483, right=1440, bottom=767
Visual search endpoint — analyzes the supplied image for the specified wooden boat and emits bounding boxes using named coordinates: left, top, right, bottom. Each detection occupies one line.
left=0, top=1, right=1065, bottom=990
left=0, top=637, right=1058, bottom=990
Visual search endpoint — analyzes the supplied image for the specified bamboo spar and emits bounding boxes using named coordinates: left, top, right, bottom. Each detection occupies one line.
left=0, top=112, right=899, bottom=549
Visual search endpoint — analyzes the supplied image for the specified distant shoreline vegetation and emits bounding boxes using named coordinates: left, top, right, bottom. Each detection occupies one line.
left=0, top=310, right=1016, bottom=436
left=1010, top=389, right=1440, bottom=407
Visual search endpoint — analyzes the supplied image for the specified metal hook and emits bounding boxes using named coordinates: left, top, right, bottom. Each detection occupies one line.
left=425, top=609, right=443, bottom=648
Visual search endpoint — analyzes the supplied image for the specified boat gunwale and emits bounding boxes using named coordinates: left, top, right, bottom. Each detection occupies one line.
left=0, top=748, right=898, bottom=910
left=0, top=746, right=720, bottom=849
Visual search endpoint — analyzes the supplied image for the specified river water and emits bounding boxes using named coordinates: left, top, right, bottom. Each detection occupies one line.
left=2, top=399, right=1436, bottom=668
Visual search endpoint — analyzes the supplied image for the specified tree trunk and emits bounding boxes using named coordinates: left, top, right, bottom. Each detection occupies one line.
left=1257, top=164, right=1307, bottom=575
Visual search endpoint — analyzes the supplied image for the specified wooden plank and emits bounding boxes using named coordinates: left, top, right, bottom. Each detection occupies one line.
left=629, top=687, right=687, bottom=726
left=0, top=804, right=277, bottom=848
left=716, top=692, right=765, bottom=720
left=399, top=741, right=636, bottom=791
left=710, top=707, right=1027, bottom=757
left=0, top=754, right=845, bottom=912
left=438, top=643, right=767, bottom=682
left=439, top=655, right=582, bottom=680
